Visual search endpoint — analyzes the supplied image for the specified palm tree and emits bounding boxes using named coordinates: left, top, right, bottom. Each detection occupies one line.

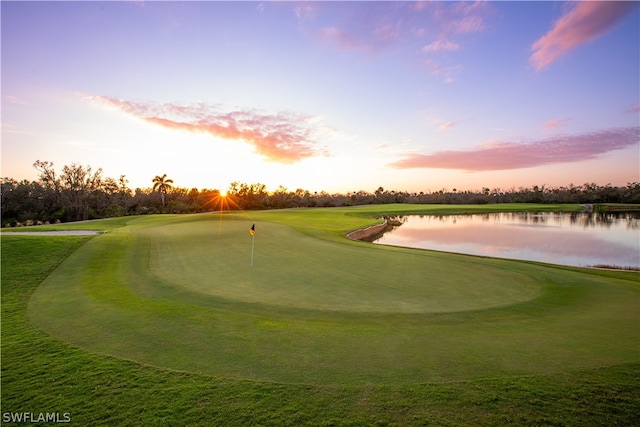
left=152, top=174, right=173, bottom=208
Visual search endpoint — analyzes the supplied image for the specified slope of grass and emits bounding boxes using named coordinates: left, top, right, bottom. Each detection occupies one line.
left=2, top=227, right=639, bottom=425
left=23, top=206, right=640, bottom=386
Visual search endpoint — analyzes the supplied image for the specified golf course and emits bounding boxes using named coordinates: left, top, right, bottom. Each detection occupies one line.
left=2, top=204, right=639, bottom=425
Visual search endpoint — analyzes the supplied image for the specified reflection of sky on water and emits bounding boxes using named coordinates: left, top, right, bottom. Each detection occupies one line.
left=374, top=212, right=640, bottom=268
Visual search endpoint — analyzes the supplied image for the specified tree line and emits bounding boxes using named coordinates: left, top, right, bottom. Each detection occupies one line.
left=1, top=160, right=639, bottom=226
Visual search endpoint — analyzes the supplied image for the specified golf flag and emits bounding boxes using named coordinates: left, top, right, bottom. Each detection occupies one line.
left=249, top=224, right=255, bottom=267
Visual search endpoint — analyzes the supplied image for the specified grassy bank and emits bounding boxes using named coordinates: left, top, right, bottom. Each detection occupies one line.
left=2, top=204, right=639, bottom=425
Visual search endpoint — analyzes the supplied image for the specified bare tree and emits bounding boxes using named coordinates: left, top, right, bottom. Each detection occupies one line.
left=60, top=163, right=103, bottom=221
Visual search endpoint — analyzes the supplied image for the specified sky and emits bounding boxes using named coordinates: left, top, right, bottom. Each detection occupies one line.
left=2, top=1, right=639, bottom=194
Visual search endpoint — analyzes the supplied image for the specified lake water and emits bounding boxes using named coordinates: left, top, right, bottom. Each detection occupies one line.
left=373, top=212, right=640, bottom=269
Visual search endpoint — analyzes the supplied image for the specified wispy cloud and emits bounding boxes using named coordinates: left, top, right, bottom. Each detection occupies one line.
left=423, top=115, right=460, bottom=131
left=89, top=96, right=327, bottom=163
left=417, top=1, right=492, bottom=82
left=318, top=26, right=376, bottom=52
left=390, top=127, right=639, bottom=171
left=624, top=102, right=640, bottom=114
left=427, top=1, right=490, bottom=36
left=4, top=95, right=29, bottom=105
left=419, top=60, right=461, bottom=84
left=292, top=1, right=492, bottom=82
left=293, top=2, right=319, bottom=20
left=439, top=121, right=456, bottom=131
left=309, top=3, right=405, bottom=53
left=1, top=123, right=34, bottom=135
left=421, top=39, right=459, bottom=53
left=544, top=117, right=572, bottom=129
left=530, top=2, right=638, bottom=71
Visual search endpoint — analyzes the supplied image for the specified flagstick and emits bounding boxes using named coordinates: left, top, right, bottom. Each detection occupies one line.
left=250, top=233, right=255, bottom=268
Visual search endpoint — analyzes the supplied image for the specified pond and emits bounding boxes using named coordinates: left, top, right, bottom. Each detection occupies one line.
left=372, top=212, right=640, bottom=269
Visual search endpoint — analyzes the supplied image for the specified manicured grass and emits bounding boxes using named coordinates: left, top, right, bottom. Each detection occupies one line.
left=26, top=206, right=639, bottom=385
left=2, top=205, right=639, bottom=425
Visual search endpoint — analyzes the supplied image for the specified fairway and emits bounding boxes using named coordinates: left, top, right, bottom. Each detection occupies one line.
left=27, top=206, right=639, bottom=385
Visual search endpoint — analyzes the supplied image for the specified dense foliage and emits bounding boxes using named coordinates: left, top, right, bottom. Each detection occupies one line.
left=2, top=160, right=639, bottom=226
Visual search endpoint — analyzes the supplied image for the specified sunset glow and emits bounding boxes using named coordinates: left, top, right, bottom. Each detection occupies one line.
left=2, top=1, right=638, bottom=193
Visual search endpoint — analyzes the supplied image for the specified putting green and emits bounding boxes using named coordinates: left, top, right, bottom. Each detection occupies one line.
left=144, top=218, right=541, bottom=313
left=28, top=208, right=639, bottom=385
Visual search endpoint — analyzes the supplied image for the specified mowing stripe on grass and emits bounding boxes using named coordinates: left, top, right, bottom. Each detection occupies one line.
left=27, top=207, right=639, bottom=385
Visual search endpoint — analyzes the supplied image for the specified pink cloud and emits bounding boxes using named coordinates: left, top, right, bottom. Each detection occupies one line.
left=449, top=14, right=486, bottom=34
left=439, top=121, right=456, bottom=131
left=310, top=3, right=406, bottom=53
left=293, top=2, right=320, bottom=19
left=451, top=1, right=487, bottom=17
left=416, top=1, right=491, bottom=81
left=304, top=2, right=491, bottom=55
left=91, top=96, right=326, bottom=163
left=445, top=1, right=490, bottom=35
left=530, top=2, right=638, bottom=71
left=422, top=39, right=459, bottom=53
left=4, top=95, right=29, bottom=105
left=410, top=1, right=429, bottom=12
left=318, top=26, right=373, bottom=52
left=544, top=117, right=572, bottom=129
left=290, top=1, right=492, bottom=83
left=419, top=59, right=461, bottom=83
left=624, top=103, right=640, bottom=114
left=390, top=127, right=639, bottom=171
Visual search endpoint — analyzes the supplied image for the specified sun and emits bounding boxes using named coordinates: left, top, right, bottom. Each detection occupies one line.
left=203, top=189, right=239, bottom=212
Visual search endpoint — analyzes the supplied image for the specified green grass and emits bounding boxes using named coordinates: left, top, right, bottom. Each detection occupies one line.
left=2, top=204, right=640, bottom=425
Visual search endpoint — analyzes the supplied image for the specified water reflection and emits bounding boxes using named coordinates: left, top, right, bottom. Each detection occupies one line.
left=373, top=212, right=640, bottom=269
